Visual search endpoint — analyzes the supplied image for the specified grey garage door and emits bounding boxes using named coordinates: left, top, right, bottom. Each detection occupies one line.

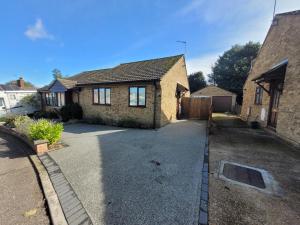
left=212, top=96, right=232, bottom=112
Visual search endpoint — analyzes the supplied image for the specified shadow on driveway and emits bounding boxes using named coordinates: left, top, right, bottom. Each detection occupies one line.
left=208, top=113, right=300, bottom=225
left=50, top=120, right=207, bottom=225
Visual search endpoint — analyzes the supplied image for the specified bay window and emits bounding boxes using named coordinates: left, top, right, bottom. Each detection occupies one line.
left=45, top=92, right=65, bottom=107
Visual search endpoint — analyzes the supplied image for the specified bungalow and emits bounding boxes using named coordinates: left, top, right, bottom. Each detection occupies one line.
left=241, top=10, right=300, bottom=146
left=39, top=55, right=190, bottom=128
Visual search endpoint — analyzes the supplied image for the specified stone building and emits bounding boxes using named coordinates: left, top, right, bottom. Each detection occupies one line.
left=191, top=85, right=237, bottom=112
left=241, top=10, right=300, bottom=146
left=39, top=55, right=190, bottom=128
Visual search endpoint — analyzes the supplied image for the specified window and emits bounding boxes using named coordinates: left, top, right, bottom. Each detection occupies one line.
left=129, top=87, right=146, bottom=107
left=9, top=94, right=16, bottom=100
left=254, top=86, right=263, bottom=105
left=0, top=97, right=5, bottom=108
left=93, top=88, right=111, bottom=105
left=45, top=92, right=65, bottom=107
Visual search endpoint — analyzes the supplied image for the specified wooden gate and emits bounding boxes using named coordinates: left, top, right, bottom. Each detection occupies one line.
left=181, top=97, right=212, bottom=120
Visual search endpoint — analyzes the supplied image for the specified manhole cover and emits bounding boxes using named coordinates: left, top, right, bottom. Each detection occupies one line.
left=218, top=161, right=282, bottom=195
left=223, top=163, right=266, bottom=188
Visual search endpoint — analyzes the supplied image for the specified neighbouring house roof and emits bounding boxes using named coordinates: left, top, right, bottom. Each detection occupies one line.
left=69, top=54, right=184, bottom=85
left=191, top=85, right=236, bottom=97
left=0, top=84, right=36, bottom=91
left=274, top=10, right=300, bottom=17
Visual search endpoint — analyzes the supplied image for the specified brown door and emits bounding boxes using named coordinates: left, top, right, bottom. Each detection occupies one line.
left=268, top=83, right=281, bottom=128
left=212, top=96, right=232, bottom=112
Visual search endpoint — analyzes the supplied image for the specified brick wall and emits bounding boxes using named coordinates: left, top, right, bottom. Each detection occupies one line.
left=241, top=13, right=300, bottom=145
left=160, top=56, right=190, bottom=126
left=75, top=82, right=158, bottom=128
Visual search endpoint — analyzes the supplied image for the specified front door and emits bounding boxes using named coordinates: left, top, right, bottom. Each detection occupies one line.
left=268, top=83, right=281, bottom=128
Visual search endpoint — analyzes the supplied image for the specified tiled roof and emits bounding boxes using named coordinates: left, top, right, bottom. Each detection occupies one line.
left=68, top=54, right=183, bottom=85
left=275, top=10, right=300, bottom=17
left=57, top=78, right=77, bottom=89
left=0, top=84, right=36, bottom=91
left=39, top=55, right=184, bottom=91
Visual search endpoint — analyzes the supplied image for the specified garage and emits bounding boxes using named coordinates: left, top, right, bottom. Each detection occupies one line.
left=191, top=85, right=236, bottom=113
left=212, top=96, right=232, bottom=112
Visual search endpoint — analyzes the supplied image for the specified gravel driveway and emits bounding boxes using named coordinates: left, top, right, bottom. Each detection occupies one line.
left=49, top=120, right=206, bottom=225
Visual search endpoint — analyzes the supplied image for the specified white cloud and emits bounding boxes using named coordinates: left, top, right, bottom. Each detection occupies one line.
left=177, top=0, right=204, bottom=16
left=186, top=53, right=220, bottom=78
left=25, top=18, right=54, bottom=41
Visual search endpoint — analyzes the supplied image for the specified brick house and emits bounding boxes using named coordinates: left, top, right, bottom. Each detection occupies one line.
left=39, top=55, right=190, bottom=128
left=191, top=85, right=237, bottom=112
left=241, top=10, right=300, bottom=146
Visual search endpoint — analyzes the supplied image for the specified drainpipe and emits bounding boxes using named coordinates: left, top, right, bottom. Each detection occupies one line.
left=153, top=81, right=158, bottom=129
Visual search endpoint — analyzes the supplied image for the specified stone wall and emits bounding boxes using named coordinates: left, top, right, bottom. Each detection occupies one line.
left=159, top=56, right=190, bottom=126
left=241, top=13, right=300, bottom=145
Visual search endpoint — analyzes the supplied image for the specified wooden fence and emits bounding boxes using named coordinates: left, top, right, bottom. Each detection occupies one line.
left=181, top=97, right=212, bottom=120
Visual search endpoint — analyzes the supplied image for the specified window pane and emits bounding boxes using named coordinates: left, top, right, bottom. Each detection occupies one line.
left=0, top=98, right=4, bottom=107
left=93, top=89, right=99, bottom=104
left=129, top=87, right=138, bottom=106
left=57, top=93, right=61, bottom=106
left=61, top=92, right=65, bottom=106
left=138, top=87, right=145, bottom=106
left=105, top=88, right=111, bottom=104
left=99, top=88, right=105, bottom=104
left=53, top=93, right=57, bottom=106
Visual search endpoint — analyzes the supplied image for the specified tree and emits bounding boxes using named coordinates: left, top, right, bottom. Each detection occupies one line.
left=188, top=71, right=207, bottom=93
left=52, top=68, right=63, bottom=79
left=208, top=41, right=261, bottom=103
left=20, top=94, right=40, bottom=108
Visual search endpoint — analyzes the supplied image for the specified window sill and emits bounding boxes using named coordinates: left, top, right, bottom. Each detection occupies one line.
left=128, top=105, right=146, bottom=108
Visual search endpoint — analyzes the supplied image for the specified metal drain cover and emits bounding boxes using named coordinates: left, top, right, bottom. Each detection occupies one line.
left=218, top=161, right=282, bottom=195
left=223, top=163, right=266, bottom=188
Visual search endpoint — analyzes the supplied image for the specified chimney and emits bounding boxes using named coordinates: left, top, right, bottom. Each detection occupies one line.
left=17, top=77, right=25, bottom=89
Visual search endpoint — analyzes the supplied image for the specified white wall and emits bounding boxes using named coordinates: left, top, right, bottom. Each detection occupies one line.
left=0, top=91, right=38, bottom=116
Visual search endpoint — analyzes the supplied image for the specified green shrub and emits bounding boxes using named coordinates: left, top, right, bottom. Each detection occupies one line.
left=2, top=114, right=17, bottom=127
left=13, top=115, right=34, bottom=137
left=33, top=111, right=59, bottom=119
left=60, top=103, right=83, bottom=122
left=29, top=119, right=63, bottom=144
left=60, top=105, right=72, bottom=122
left=71, top=103, right=83, bottom=119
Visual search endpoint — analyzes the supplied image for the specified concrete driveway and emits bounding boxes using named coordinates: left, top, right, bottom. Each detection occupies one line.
left=49, top=120, right=206, bottom=225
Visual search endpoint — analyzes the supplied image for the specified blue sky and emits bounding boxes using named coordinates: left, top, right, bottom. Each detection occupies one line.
left=0, top=0, right=299, bottom=86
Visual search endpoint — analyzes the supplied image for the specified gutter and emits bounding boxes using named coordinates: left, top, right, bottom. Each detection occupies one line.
left=153, top=80, right=158, bottom=129
left=75, top=79, right=160, bottom=87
